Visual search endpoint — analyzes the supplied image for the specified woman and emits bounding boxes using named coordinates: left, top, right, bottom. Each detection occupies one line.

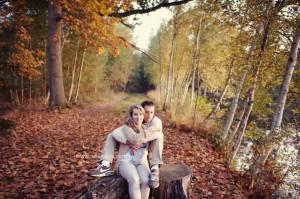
left=116, top=104, right=151, bottom=199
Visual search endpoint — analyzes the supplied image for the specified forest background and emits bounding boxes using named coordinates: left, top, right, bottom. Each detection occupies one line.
left=0, top=0, right=299, bottom=198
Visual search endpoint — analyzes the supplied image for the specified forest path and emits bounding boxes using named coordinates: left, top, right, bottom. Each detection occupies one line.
left=0, top=96, right=248, bottom=198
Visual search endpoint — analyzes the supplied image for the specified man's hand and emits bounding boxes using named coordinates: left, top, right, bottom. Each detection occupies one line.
left=130, top=143, right=142, bottom=150
left=122, top=125, right=146, bottom=146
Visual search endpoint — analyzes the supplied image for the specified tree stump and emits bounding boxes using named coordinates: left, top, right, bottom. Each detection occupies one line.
left=76, top=162, right=192, bottom=199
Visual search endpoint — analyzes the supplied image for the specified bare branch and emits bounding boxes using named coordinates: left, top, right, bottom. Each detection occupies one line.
left=120, top=19, right=135, bottom=29
left=108, top=0, right=192, bottom=18
left=128, top=42, right=160, bottom=64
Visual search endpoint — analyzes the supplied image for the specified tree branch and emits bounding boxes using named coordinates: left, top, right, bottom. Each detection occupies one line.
left=108, top=0, right=192, bottom=18
left=120, top=19, right=135, bottom=29
left=128, top=42, right=160, bottom=64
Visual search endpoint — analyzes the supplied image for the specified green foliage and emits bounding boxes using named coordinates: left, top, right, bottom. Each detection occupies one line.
left=79, top=50, right=109, bottom=99
left=252, top=88, right=274, bottom=118
left=103, top=48, right=134, bottom=91
left=288, top=65, right=300, bottom=121
left=60, top=24, right=136, bottom=102
left=196, top=96, right=212, bottom=117
left=126, top=54, right=155, bottom=93
left=244, top=122, right=265, bottom=141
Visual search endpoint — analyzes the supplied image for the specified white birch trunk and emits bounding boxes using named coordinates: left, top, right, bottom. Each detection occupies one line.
left=68, top=40, right=80, bottom=101
left=222, top=0, right=274, bottom=140
left=230, top=85, right=256, bottom=162
left=159, top=33, right=163, bottom=103
left=163, top=20, right=177, bottom=110
left=225, top=98, right=248, bottom=151
left=206, top=60, right=234, bottom=120
left=74, top=46, right=87, bottom=103
left=249, top=20, right=300, bottom=185
left=190, top=22, right=201, bottom=110
left=180, top=71, right=192, bottom=106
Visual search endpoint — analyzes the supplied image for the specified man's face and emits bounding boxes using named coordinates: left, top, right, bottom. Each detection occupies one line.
left=143, top=105, right=155, bottom=123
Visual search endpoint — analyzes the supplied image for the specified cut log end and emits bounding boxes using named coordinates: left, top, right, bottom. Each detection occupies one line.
left=151, top=162, right=192, bottom=199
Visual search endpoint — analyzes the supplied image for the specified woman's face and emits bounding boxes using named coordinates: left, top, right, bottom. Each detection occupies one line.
left=132, top=108, right=144, bottom=127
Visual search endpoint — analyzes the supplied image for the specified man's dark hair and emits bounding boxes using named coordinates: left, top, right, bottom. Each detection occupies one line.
left=141, top=100, right=155, bottom=108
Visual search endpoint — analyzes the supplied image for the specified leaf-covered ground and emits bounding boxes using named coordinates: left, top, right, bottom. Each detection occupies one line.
left=0, top=103, right=248, bottom=198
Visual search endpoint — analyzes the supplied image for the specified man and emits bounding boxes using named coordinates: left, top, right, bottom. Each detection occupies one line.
left=89, top=101, right=164, bottom=188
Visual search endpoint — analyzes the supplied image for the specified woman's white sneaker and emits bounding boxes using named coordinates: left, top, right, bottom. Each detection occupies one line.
left=88, top=162, right=114, bottom=177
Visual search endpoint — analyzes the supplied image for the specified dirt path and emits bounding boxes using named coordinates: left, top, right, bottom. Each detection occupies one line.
left=0, top=103, right=248, bottom=198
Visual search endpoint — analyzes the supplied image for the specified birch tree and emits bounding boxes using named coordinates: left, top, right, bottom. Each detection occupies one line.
left=222, top=0, right=275, bottom=140
left=249, top=20, right=300, bottom=187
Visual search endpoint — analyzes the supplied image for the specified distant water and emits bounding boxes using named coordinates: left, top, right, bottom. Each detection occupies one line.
left=235, top=134, right=299, bottom=198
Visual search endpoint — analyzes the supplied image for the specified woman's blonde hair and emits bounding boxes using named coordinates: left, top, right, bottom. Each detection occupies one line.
left=125, top=104, right=145, bottom=133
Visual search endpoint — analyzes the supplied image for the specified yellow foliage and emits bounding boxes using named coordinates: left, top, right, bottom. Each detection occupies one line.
left=98, top=47, right=105, bottom=55
left=60, top=0, right=132, bottom=54
left=9, top=43, right=42, bottom=78
left=292, top=108, right=300, bottom=115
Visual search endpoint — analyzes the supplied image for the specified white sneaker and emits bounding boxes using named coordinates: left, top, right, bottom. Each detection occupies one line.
left=149, top=168, right=159, bottom=188
left=88, top=161, right=114, bottom=177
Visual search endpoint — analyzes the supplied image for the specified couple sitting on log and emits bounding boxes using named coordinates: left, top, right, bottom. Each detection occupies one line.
left=89, top=101, right=164, bottom=199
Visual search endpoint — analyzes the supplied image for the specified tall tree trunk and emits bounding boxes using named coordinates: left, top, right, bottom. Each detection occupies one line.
left=29, top=78, right=32, bottom=102
left=249, top=20, right=300, bottom=187
left=15, top=90, right=20, bottom=106
left=21, top=75, right=24, bottom=104
left=180, top=70, right=192, bottom=106
left=171, top=50, right=185, bottom=105
left=43, top=40, right=47, bottom=98
left=172, top=51, right=186, bottom=112
left=45, top=91, right=50, bottom=105
left=222, top=0, right=274, bottom=140
left=173, top=51, right=185, bottom=91
left=228, top=56, right=264, bottom=161
left=94, top=68, right=98, bottom=96
left=9, top=89, right=13, bottom=105
left=170, top=44, right=177, bottom=104
left=163, top=21, right=177, bottom=110
left=190, top=63, right=196, bottom=108
left=66, top=65, right=70, bottom=81
left=225, top=97, right=248, bottom=157
left=227, top=0, right=276, bottom=162
left=190, top=22, right=201, bottom=110
left=206, top=60, right=234, bottom=120
left=202, top=86, right=207, bottom=98
left=229, top=83, right=256, bottom=162
left=47, top=1, right=66, bottom=107
left=222, top=68, right=248, bottom=140
left=68, top=40, right=80, bottom=102
left=61, top=22, right=68, bottom=52
left=193, top=70, right=201, bottom=127
left=74, top=45, right=87, bottom=103
left=159, top=33, right=163, bottom=103
left=226, top=0, right=277, bottom=161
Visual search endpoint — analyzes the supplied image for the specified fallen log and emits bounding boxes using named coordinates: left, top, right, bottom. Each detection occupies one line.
left=76, top=161, right=192, bottom=199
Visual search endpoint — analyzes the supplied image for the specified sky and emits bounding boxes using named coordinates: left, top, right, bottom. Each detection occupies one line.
left=128, top=8, right=173, bottom=50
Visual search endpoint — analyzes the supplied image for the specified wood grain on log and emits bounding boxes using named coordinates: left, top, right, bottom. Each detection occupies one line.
left=151, top=161, right=192, bottom=199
